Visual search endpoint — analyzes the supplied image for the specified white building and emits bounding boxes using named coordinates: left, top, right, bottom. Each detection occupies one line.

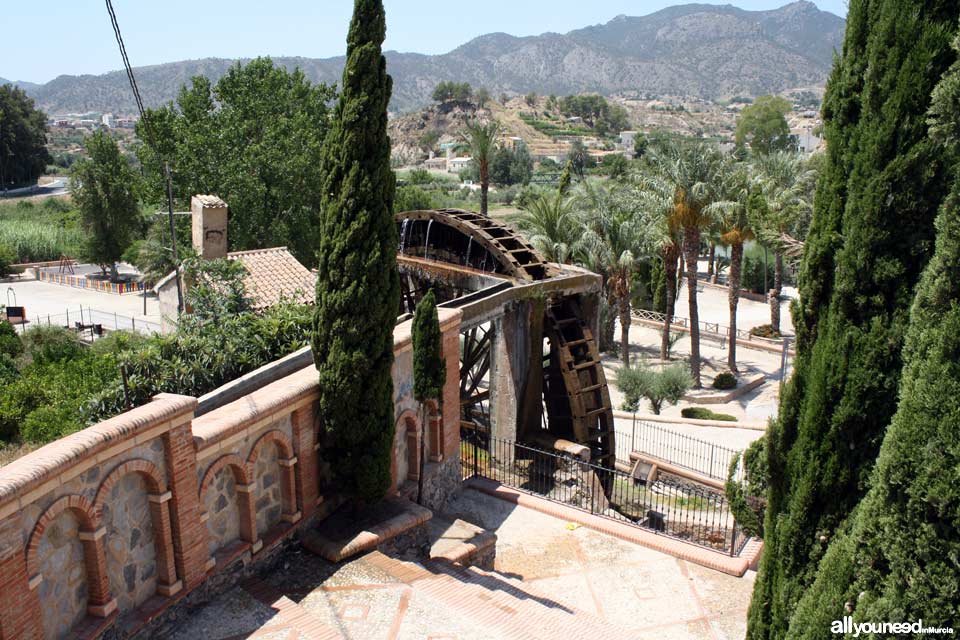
left=448, top=157, right=473, bottom=174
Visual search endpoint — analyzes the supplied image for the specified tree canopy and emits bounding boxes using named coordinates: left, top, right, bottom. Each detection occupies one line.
left=136, top=58, right=335, bottom=267
left=0, top=85, right=50, bottom=189
left=432, top=81, right=473, bottom=103
left=70, top=132, right=143, bottom=279
left=735, top=95, right=794, bottom=155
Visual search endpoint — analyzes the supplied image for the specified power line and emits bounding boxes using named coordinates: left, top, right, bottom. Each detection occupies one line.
left=103, top=0, right=184, bottom=314
left=104, top=0, right=146, bottom=120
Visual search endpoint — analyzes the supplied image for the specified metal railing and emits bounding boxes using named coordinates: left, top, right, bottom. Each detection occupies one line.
left=632, top=308, right=755, bottom=341
left=11, top=307, right=161, bottom=336
left=615, top=418, right=742, bottom=481
left=462, top=434, right=747, bottom=556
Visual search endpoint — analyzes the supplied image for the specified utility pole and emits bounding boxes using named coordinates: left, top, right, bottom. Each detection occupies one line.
left=165, top=163, right=184, bottom=315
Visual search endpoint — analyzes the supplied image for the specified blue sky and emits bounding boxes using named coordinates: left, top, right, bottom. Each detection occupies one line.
left=1, top=1, right=846, bottom=84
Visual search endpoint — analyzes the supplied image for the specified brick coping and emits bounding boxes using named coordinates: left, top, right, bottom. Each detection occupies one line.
left=464, top=477, right=762, bottom=577
left=0, top=393, right=196, bottom=510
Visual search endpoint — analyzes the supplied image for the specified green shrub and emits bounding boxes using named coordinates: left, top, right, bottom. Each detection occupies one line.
left=681, top=407, right=738, bottom=421
left=21, top=405, right=83, bottom=443
left=87, top=303, right=312, bottom=422
left=0, top=321, right=21, bottom=359
left=712, top=371, right=738, bottom=390
left=749, top=324, right=782, bottom=339
left=0, top=353, right=117, bottom=443
left=616, top=361, right=692, bottom=414
left=19, top=326, right=84, bottom=366
left=740, top=244, right=776, bottom=294
left=0, top=243, right=15, bottom=276
left=726, top=437, right=768, bottom=538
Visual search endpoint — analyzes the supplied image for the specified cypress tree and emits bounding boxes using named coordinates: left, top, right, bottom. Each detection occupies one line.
left=782, top=31, right=960, bottom=638
left=412, top=289, right=445, bottom=504
left=748, top=3, right=960, bottom=638
left=787, top=163, right=960, bottom=640
left=312, top=0, right=400, bottom=504
left=413, top=289, right=446, bottom=404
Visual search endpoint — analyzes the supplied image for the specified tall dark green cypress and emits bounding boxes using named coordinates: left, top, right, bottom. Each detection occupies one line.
left=412, top=290, right=446, bottom=404
left=748, top=3, right=960, bottom=638
left=783, top=32, right=960, bottom=638
left=312, top=0, right=400, bottom=504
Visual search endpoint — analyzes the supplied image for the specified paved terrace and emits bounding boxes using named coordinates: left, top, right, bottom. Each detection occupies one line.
left=168, top=488, right=753, bottom=640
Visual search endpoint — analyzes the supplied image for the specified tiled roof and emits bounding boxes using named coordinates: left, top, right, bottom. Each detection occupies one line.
left=227, top=247, right=316, bottom=310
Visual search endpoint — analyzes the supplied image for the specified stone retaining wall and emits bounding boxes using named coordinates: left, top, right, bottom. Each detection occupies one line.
left=0, top=309, right=463, bottom=640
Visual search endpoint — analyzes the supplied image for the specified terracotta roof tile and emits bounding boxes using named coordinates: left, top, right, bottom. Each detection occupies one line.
left=226, top=247, right=315, bottom=310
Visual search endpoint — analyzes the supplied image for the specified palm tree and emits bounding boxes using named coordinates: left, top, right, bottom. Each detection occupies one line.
left=707, top=161, right=756, bottom=372
left=573, top=181, right=655, bottom=365
left=514, top=192, right=581, bottom=264
left=633, top=170, right=683, bottom=361
left=755, top=152, right=817, bottom=333
left=461, top=120, right=501, bottom=216
left=645, top=140, right=725, bottom=387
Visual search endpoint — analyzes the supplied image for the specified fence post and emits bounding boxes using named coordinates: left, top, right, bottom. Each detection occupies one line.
left=115, top=312, right=118, bottom=330
left=473, top=434, right=478, bottom=479
left=631, top=414, right=637, bottom=454
left=709, top=447, right=715, bottom=478
left=730, top=520, right=738, bottom=557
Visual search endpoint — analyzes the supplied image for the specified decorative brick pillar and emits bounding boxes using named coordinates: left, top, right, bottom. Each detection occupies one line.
left=148, top=491, right=182, bottom=597
left=235, top=483, right=261, bottom=553
left=79, top=527, right=116, bottom=617
left=290, top=404, right=319, bottom=520
left=0, top=513, right=41, bottom=639
left=442, top=319, right=462, bottom=462
left=278, top=458, right=301, bottom=525
left=161, top=410, right=207, bottom=589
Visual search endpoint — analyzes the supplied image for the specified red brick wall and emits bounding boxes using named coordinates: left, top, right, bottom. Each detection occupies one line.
left=0, top=309, right=464, bottom=640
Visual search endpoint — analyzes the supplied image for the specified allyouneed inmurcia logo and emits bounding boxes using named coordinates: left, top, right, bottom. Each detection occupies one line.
left=831, top=617, right=955, bottom=637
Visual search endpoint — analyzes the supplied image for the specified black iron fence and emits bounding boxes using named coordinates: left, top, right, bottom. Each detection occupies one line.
left=462, top=433, right=747, bottom=556
left=615, top=418, right=742, bottom=481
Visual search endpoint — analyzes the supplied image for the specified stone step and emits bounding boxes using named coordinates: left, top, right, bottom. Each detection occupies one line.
left=427, top=513, right=497, bottom=569
left=301, top=496, right=431, bottom=563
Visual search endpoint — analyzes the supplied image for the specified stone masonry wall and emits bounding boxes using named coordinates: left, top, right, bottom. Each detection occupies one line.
left=252, top=442, right=283, bottom=537
left=102, top=474, right=157, bottom=612
left=36, top=510, right=87, bottom=640
left=0, top=308, right=463, bottom=640
left=203, top=468, right=240, bottom=557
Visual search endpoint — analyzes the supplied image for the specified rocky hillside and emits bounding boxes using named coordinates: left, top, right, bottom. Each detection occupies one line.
left=16, top=1, right=843, bottom=115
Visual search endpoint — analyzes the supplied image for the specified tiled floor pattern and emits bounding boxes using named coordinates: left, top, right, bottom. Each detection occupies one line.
left=170, top=488, right=753, bottom=639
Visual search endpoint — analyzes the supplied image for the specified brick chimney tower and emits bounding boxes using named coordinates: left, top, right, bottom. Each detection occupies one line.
left=191, top=195, right=228, bottom=260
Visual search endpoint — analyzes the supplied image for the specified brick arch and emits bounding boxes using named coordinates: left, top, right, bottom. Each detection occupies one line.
left=93, top=458, right=181, bottom=604
left=198, top=454, right=250, bottom=503
left=246, top=429, right=298, bottom=529
left=26, top=495, right=99, bottom=577
left=246, top=430, right=294, bottom=465
left=93, top=459, right=166, bottom=514
left=392, top=410, right=421, bottom=492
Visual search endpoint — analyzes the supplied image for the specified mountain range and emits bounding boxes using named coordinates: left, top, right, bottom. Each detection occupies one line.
left=6, top=1, right=844, bottom=115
